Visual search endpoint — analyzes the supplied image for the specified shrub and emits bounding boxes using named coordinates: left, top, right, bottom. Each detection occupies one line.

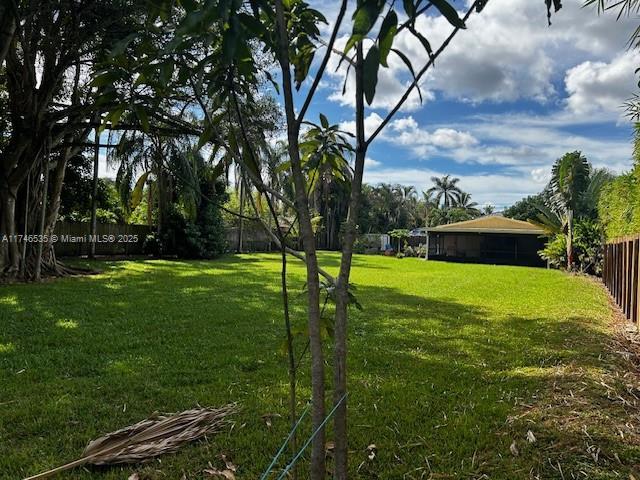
left=404, top=246, right=416, bottom=257
left=143, top=233, right=162, bottom=256
left=539, top=219, right=604, bottom=274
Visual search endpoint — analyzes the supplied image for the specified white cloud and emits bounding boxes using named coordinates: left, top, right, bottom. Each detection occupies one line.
left=565, top=51, right=640, bottom=115
left=320, top=0, right=638, bottom=110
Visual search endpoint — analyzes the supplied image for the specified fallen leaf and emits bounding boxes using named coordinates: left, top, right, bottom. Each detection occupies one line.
left=325, top=441, right=335, bottom=456
left=221, top=454, right=236, bottom=472
left=526, top=430, right=536, bottom=443
left=366, top=443, right=377, bottom=461
left=261, top=413, right=281, bottom=428
left=510, top=441, right=519, bottom=457
left=128, top=474, right=140, bottom=480
left=204, top=468, right=235, bottom=479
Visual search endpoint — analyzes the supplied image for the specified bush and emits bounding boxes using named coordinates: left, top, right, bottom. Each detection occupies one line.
left=143, top=233, right=162, bottom=256
left=599, top=170, right=640, bottom=240
left=161, top=181, right=227, bottom=259
left=404, top=246, right=416, bottom=257
left=538, top=219, right=604, bottom=274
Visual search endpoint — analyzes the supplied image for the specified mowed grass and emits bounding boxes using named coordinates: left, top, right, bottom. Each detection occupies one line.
left=0, top=254, right=634, bottom=479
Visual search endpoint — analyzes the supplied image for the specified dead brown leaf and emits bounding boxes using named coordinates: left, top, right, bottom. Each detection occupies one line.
left=509, top=441, right=519, bottom=457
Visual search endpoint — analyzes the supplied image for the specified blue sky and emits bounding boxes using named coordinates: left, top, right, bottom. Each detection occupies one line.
left=293, top=0, right=640, bottom=208
left=93, top=1, right=638, bottom=209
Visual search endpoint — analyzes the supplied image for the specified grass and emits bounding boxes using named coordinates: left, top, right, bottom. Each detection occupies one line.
left=0, top=254, right=638, bottom=479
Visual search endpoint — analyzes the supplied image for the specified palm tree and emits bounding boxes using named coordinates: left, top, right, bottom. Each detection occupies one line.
left=548, top=151, right=590, bottom=270
left=482, top=204, right=495, bottom=216
left=427, top=175, right=462, bottom=208
left=455, top=192, right=480, bottom=215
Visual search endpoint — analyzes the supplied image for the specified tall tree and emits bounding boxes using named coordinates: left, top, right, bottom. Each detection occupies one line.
left=548, top=151, right=591, bottom=270
left=427, top=175, right=462, bottom=208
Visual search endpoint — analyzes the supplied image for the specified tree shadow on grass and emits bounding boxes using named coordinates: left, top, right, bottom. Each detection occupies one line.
left=0, top=257, right=626, bottom=479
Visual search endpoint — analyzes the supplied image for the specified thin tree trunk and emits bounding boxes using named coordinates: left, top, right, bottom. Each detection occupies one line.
left=566, top=209, right=574, bottom=271
left=34, top=160, right=50, bottom=282
left=332, top=42, right=367, bottom=480
left=238, top=174, right=245, bottom=253
left=20, top=173, right=30, bottom=279
left=89, top=130, right=99, bottom=258
left=281, top=245, right=298, bottom=480
left=273, top=2, right=325, bottom=477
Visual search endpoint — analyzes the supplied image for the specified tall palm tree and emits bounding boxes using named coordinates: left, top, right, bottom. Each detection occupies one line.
left=427, top=175, right=462, bottom=208
left=548, top=151, right=590, bottom=270
left=455, top=191, right=480, bottom=215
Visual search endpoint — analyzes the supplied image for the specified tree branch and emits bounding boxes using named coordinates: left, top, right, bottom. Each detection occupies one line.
left=366, top=0, right=482, bottom=146
left=296, top=0, right=348, bottom=128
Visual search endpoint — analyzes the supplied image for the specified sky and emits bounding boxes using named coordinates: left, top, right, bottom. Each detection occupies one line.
left=291, top=0, right=640, bottom=209
left=97, top=0, right=640, bottom=210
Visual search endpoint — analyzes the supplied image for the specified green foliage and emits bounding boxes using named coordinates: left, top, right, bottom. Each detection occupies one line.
left=599, top=169, right=640, bottom=240
left=504, top=193, right=548, bottom=222
left=163, top=181, right=228, bottom=259
left=539, top=219, right=604, bottom=274
left=59, top=156, right=125, bottom=223
left=539, top=234, right=566, bottom=269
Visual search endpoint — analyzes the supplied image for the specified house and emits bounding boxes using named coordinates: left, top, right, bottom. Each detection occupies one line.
left=426, top=216, right=546, bottom=267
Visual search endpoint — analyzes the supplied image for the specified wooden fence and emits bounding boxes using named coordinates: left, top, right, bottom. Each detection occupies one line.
left=603, top=236, right=640, bottom=324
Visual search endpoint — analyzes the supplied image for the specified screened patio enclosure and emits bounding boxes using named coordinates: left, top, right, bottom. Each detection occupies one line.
left=425, top=216, right=546, bottom=267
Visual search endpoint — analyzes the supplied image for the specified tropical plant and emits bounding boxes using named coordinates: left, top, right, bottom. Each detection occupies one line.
left=427, top=175, right=462, bottom=208
left=455, top=192, right=480, bottom=215
left=547, top=151, right=591, bottom=270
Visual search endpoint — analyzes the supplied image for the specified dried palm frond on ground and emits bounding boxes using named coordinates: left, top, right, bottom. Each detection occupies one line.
left=24, top=405, right=237, bottom=480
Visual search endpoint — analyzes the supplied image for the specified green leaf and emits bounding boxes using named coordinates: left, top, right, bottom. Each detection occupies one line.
left=90, top=71, right=121, bottom=88
left=402, top=0, right=415, bottom=17
left=390, top=48, right=423, bottom=103
left=431, top=0, right=466, bottom=29
left=197, top=122, right=215, bottom=150
left=134, top=106, right=150, bottom=132
left=408, top=25, right=434, bottom=59
left=131, top=171, right=151, bottom=210
left=319, top=113, right=329, bottom=129
left=346, top=0, right=385, bottom=53
left=105, top=105, right=125, bottom=128
left=363, top=45, right=380, bottom=105
left=378, top=10, right=397, bottom=67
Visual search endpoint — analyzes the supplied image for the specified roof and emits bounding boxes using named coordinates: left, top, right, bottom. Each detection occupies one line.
left=427, top=216, right=544, bottom=235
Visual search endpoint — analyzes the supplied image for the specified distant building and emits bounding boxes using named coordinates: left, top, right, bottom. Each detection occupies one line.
left=425, top=216, right=546, bottom=267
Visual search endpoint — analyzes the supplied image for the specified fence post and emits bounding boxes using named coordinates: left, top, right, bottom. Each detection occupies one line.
left=623, top=240, right=629, bottom=317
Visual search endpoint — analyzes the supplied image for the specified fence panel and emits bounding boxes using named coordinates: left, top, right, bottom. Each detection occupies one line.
left=604, top=235, right=640, bottom=327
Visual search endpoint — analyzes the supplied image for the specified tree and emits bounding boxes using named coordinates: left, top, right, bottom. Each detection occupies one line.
left=0, top=0, right=135, bottom=280
left=455, top=191, right=480, bottom=216
left=427, top=175, right=462, bottom=208
left=482, top=204, right=495, bottom=215
left=503, top=193, right=549, bottom=221
left=548, top=151, right=591, bottom=270
left=90, top=1, right=557, bottom=477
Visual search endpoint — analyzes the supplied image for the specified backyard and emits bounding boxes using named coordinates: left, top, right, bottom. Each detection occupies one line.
left=1, top=255, right=637, bottom=479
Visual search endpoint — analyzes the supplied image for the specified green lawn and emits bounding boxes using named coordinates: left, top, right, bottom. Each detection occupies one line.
left=0, top=254, right=637, bottom=479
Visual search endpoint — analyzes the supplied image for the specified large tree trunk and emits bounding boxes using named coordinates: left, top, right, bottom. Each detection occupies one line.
left=0, top=2, right=16, bottom=67
left=0, top=184, right=20, bottom=275
left=273, top=2, right=326, bottom=478
left=332, top=43, right=367, bottom=480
